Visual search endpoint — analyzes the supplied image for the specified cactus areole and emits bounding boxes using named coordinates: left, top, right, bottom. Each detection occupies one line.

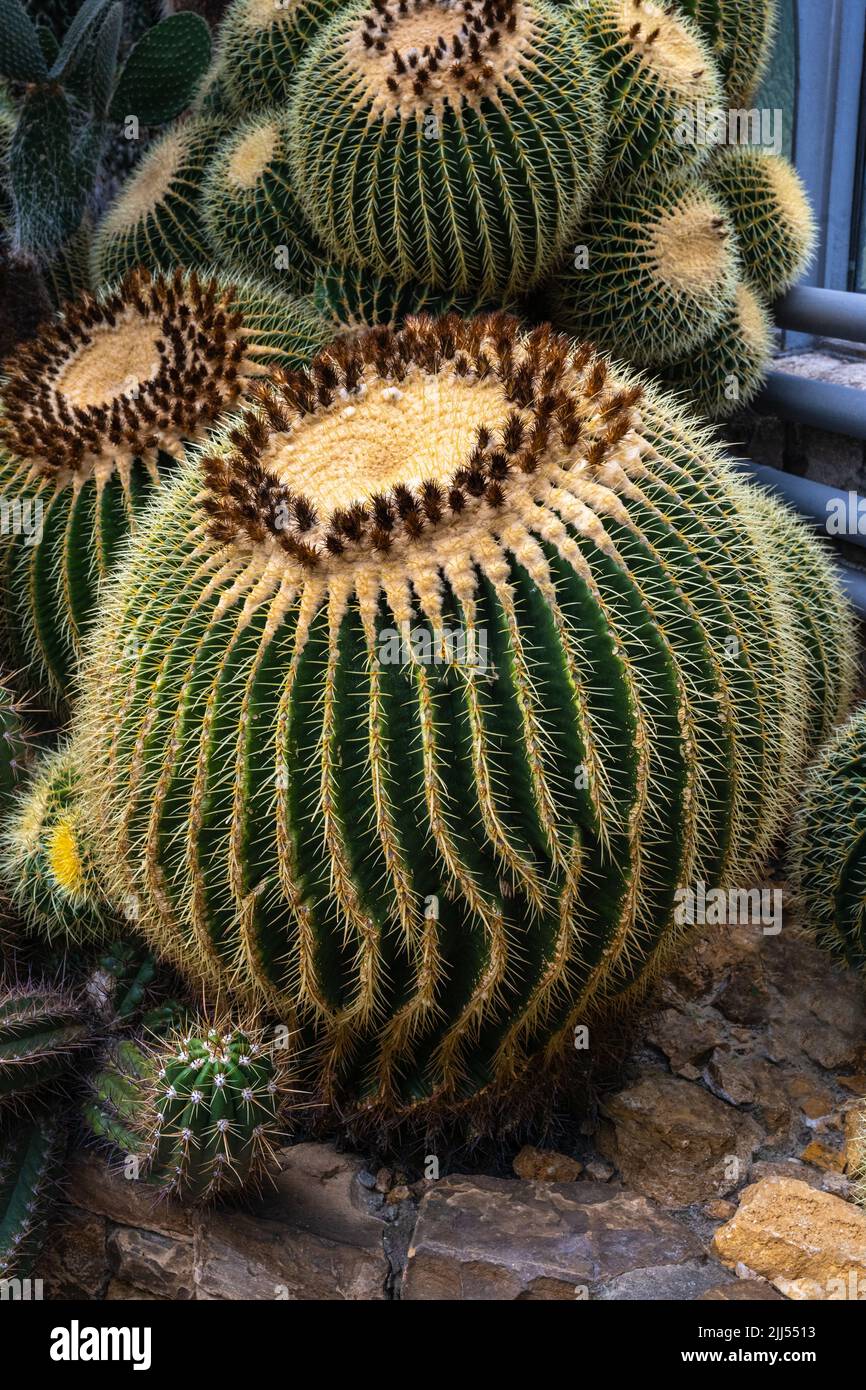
left=79, top=313, right=823, bottom=1121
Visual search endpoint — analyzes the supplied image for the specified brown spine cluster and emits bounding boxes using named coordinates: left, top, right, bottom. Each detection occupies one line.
left=0, top=268, right=248, bottom=476
left=360, top=0, right=518, bottom=100
left=202, top=313, right=644, bottom=569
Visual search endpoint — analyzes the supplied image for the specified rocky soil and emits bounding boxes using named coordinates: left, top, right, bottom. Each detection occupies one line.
left=39, top=905, right=866, bottom=1300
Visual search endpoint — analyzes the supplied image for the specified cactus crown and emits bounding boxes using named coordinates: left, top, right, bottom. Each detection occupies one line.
left=648, top=193, right=731, bottom=294
left=202, top=313, right=643, bottom=570
left=1, top=267, right=264, bottom=481
left=356, top=0, right=527, bottom=114
left=608, top=0, right=711, bottom=89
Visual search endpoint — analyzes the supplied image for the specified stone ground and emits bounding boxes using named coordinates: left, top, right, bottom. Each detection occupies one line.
left=39, top=903, right=866, bottom=1301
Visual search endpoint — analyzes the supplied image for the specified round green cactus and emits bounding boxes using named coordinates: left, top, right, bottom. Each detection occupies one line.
left=0, top=984, right=91, bottom=1110
left=90, top=116, right=225, bottom=286
left=1, top=745, right=112, bottom=941
left=706, top=146, right=816, bottom=301
left=313, top=260, right=506, bottom=332
left=0, top=678, right=31, bottom=812
left=201, top=113, right=326, bottom=296
left=572, top=0, right=724, bottom=177
left=287, top=0, right=606, bottom=298
left=542, top=169, right=739, bottom=368
left=792, top=704, right=866, bottom=976
left=0, top=266, right=330, bottom=708
left=215, top=0, right=348, bottom=113
left=656, top=279, right=773, bottom=420
left=672, top=0, right=778, bottom=104
left=54, top=314, right=852, bottom=1123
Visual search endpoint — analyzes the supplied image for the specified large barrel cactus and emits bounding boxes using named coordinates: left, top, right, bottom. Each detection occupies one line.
left=214, top=0, right=348, bottom=113
left=287, top=0, right=606, bottom=297
left=792, top=704, right=866, bottom=976
left=0, top=266, right=328, bottom=708
left=47, top=315, right=854, bottom=1122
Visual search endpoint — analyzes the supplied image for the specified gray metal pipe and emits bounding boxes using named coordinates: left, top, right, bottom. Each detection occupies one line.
left=753, top=371, right=866, bottom=440
left=734, top=458, right=866, bottom=550
left=774, top=286, right=866, bottom=344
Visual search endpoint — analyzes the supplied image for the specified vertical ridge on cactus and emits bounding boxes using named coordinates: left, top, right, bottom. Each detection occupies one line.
left=287, top=0, right=606, bottom=297
left=90, top=117, right=226, bottom=287
left=655, top=279, right=773, bottom=420
left=0, top=676, right=32, bottom=810
left=47, top=313, right=850, bottom=1124
left=541, top=169, right=739, bottom=368
left=671, top=0, right=779, bottom=105
left=0, top=1109, right=65, bottom=1279
left=571, top=0, right=723, bottom=177
left=215, top=0, right=349, bottom=113
left=0, top=265, right=330, bottom=708
left=313, top=260, right=507, bottom=332
left=706, top=146, right=816, bottom=302
left=792, top=705, right=866, bottom=976
left=201, top=113, right=326, bottom=295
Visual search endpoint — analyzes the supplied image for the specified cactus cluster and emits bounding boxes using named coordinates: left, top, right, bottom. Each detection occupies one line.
left=0, top=264, right=329, bottom=709
left=791, top=705, right=866, bottom=977
left=31, top=316, right=849, bottom=1121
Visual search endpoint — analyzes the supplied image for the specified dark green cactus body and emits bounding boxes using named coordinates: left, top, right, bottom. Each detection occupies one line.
left=672, top=0, right=778, bottom=104
left=0, top=678, right=29, bottom=810
left=64, top=317, right=854, bottom=1124
left=201, top=112, right=326, bottom=295
left=0, top=1109, right=65, bottom=1279
left=792, top=705, right=866, bottom=976
left=706, top=146, right=816, bottom=302
left=656, top=281, right=772, bottom=421
left=289, top=0, right=606, bottom=298
left=313, top=260, right=507, bottom=331
left=216, top=0, right=348, bottom=114
left=84, top=1038, right=152, bottom=1157
left=0, top=987, right=89, bottom=1107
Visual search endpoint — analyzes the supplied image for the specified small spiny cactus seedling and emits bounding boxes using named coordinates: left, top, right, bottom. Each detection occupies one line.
left=51, top=313, right=854, bottom=1123
left=791, top=704, right=866, bottom=976
left=706, top=146, right=816, bottom=302
left=0, top=983, right=91, bottom=1110
left=572, top=0, right=723, bottom=177
left=288, top=0, right=606, bottom=297
left=656, top=279, right=772, bottom=420
left=214, top=0, right=348, bottom=113
left=0, top=265, right=330, bottom=706
left=148, top=1025, right=288, bottom=1201
left=84, top=1037, right=153, bottom=1157
left=90, top=116, right=225, bottom=286
left=2, top=745, right=112, bottom=940
left=542, top=169, right=739, bottom=368
left=671, top=0, right=779, bottom=105
left=312, top=260, right=508, bottom=333
left=201, top=112, right=326, bottom=296
left=0, top=1108, right=65, bottom=1279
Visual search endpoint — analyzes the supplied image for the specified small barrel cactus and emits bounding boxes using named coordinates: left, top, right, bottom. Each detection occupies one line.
left=656, top=280, right=773, bottom=420
left=313, top=260, right=507, bottom=333
left=792, top=705, right=866, bottom=976
left=0, top=1110, right=65, bottom=1280
left=2, top=745, right=112, bottom=940
left=542, top=169, right=739, bottom=368
left=51, top=314, right=854, bottom=1123
left=706, top=147, right=816, bottom=302
left=0, top=984, right=91, bottom=1110
left=201, top=113, right=326, bottom=295
left=573, top=0, right=723, bottom=177
left=0, top=266, right=329, bottom=707
left=672, top=0, right=778, bottom=105
left=90, top=116, right=225, bottom=286
left=214, top=0, right=348, bottom=113
left=287, top=0, right=606, bottom=297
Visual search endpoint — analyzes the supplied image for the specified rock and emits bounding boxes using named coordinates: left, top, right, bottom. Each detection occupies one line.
left=697, top=1281, right=785, bottom=1301
left=597, top=1074, right=763, bottom=1208
left=597, top=1261, right=735, bottom=1302
left=196, top=1143, right=389, bottom=1300
left=583, top=1159, right=615, bottom=1183
left=715, top=963, right=770, bottom=1026
left=784, top=1074, right=837, bottom=1121
left=38, top=1206, right=109, bottom=1300
left=800, top=1140, right=845, bottom=1174
left=402, top=1175, right=704, bottom=1300
left=837, top=1074, right=866, bottom=1096
left=513, top=1146, right=583, bottom=1182
left=105, top=1280, right=166, bottom=1301
left=646, top=1007, right=724, bottom=1074
left=64, top=1152, right=192, bottom=1237
left=374, top=1167, right=393, bottom=1194
left=107, top=1226, right=194, bottom=1300
left=704, top=1199, right=737, bottom=1222
left=712, top=1177, right=866, bottom=1299
left=387, top=1185, right=412, bottom=1205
